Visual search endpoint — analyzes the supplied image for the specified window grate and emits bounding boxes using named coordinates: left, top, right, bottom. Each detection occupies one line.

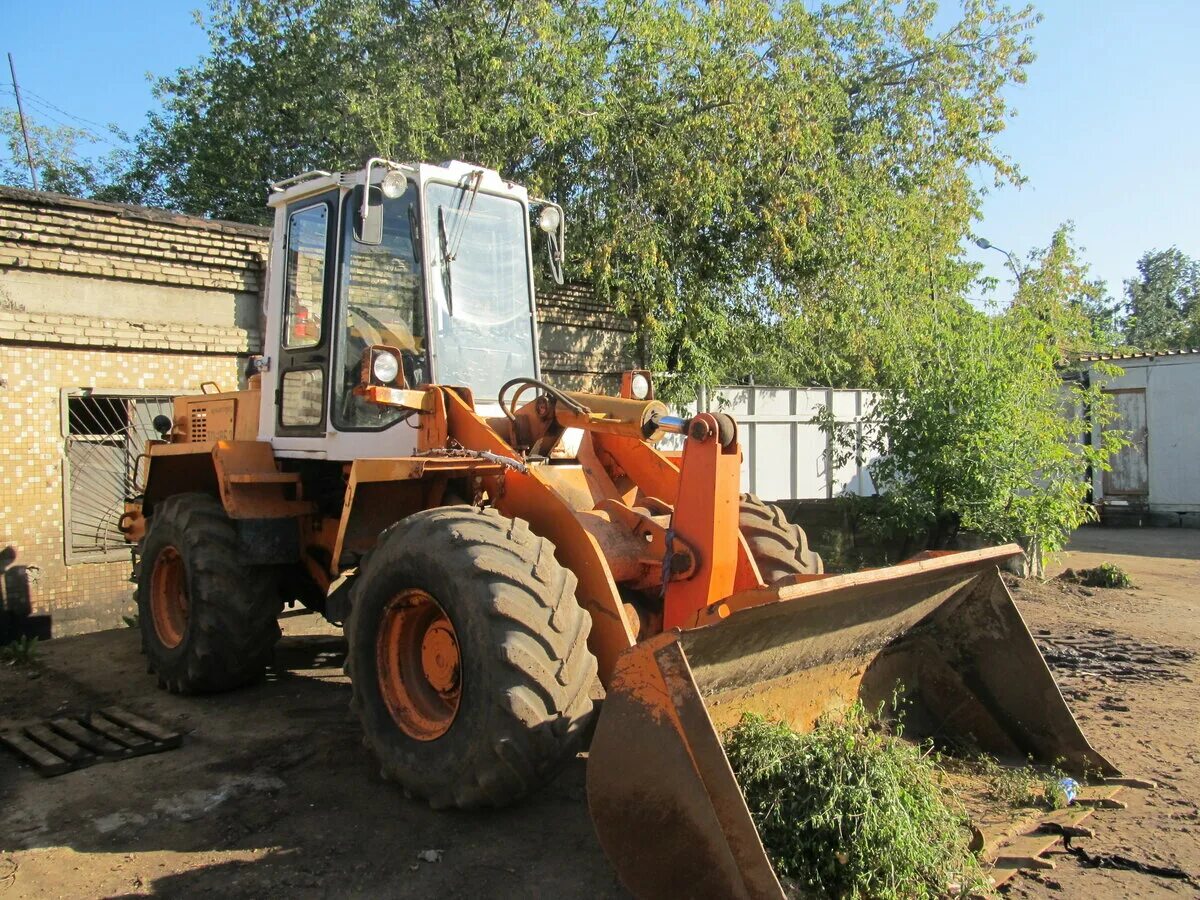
left=64, top=392, right=175, bottom=563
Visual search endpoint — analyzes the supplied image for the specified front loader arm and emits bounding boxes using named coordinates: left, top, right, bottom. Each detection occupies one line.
left=438, top=387, right=638, bottom=680
left=403, top=386, right=766, bottom=686
left=659, top=414, right=760, bottom=630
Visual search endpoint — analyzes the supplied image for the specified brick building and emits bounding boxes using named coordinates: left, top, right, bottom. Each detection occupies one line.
left=0, top=186, right=636, bottom=637
left=0, top=187, right=266, bottom=635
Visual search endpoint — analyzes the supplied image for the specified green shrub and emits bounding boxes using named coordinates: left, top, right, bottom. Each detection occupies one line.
left=1080, top=562, right=1132, bottom=589
left=0, top=636, right=39, bottom=667
left=723, top=706, right=985, bottom=898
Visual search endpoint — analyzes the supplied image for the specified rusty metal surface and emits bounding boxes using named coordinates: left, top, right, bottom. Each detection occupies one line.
left=587, top=632, right=783, bottom=900
left=588, top=550, right=1118, bottom=899
left=181, top=397, right=235, bottom=442
left=348, top=456, right=502, bottom=484
left=118, top=501, right=146, bottom=544
left=682, top=555, right=1117, bottom=774
left=331, top=456, right=502, bottom=570
left=148, top=441, right=217, bottom=457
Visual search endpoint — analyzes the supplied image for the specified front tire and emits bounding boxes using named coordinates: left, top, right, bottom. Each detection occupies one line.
left=739, top=493, right=824, bottom=581
left=136, top=493, right=282, bottom=693
left=346, top=506, right=597, bottom=809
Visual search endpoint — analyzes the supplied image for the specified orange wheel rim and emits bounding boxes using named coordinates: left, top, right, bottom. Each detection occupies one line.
left=150, top=546, right=188, bottom=649
left=376, top=589, right=461, bottom=741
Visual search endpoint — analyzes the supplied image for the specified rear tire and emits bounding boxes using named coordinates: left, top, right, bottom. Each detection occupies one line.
left=739, top=493, right=823, bottom=582
left=346, top=506, right=597, bottom=809
left=136, top=493, right=282, bottom=693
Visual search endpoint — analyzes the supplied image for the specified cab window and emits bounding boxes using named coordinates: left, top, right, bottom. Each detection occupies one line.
left=334, top=183, right=427, bottom=430
left=282, top=204, right=329, bottom=349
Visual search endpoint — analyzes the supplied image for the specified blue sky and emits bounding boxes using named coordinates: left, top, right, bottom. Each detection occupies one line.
left=963, top=0, right=1200, bottom=306
left=4, top=0, right=1199, bottom=307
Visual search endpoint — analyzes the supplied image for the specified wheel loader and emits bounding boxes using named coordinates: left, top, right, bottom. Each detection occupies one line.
left=120, top=158, right=1119, bottom=898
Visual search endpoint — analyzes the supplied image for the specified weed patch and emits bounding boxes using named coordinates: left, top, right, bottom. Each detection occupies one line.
left=965, top=755, right=1071, bottom=810
left=0, top=636, right=39, bottom=667
left=724, top=705, right=986, bottom=898
left=1081, top=563, right=1133, bottom=588
left=1061, top=563, right=1133, bottom=589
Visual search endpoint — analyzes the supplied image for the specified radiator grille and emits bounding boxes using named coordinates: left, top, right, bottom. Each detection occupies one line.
left=189, top=407, right=208, bottom=442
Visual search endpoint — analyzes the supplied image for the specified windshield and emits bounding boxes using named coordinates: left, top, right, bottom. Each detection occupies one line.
left=335, top=183, right=426, bottom=430
left=424, top=181, right=536, bottom=399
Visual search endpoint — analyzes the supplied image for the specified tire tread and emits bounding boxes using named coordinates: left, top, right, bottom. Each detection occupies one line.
left=739, top=492, right=824, bottom=581
left=346, top=505, right=597, bottom=810
left=136, top=493, right=281, bottom=694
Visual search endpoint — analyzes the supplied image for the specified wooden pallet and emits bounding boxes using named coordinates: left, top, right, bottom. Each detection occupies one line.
left=983, top=778, right=1155, bottom=887
left=1, top=707, right=182, bottom=776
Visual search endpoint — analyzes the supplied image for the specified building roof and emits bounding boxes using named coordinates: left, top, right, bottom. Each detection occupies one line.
left=0, top=184, right=269, bottom=240
left=1076, top=347, right=1200, bottom=362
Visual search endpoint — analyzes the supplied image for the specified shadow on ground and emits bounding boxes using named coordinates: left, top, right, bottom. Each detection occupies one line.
left=0, top=623, right=624, bottom=898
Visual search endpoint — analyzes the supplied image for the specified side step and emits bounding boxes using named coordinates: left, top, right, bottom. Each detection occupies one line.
left=1, top=706, right=182, bottom=777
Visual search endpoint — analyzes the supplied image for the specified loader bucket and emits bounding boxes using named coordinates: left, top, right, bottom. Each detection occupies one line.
left=587, top=545, right=1118, bottom=900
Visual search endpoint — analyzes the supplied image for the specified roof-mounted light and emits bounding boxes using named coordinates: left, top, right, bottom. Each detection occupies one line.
left=382, top=170, right=406, bottom=199
left=538, top=205, right=562, bottom=234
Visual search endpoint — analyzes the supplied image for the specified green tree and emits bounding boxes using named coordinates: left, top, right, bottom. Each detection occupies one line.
left=1122, top=247, right=1200, bottom=351
left=854, top=226, right=1124, bottom=573
left=120, top=0, right=1040, bottom=398
left=1, top=108, right=128, bottom=198
left=1012, top=223, right=1117, bottom=351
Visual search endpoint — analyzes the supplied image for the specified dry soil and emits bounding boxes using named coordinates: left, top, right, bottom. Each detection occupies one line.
left=1, top=526, right=1197, bottom=898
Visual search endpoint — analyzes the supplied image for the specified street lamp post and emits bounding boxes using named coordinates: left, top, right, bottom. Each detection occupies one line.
left=974, top=237, right=1025, bottom=290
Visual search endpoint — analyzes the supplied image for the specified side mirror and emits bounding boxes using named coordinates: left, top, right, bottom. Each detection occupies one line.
left=532, top=199, right=565, bottom=285
left=354, top=185, right=384, bottom=245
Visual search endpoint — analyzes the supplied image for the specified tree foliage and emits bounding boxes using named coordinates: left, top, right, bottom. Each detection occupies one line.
left=119, top=0, right=1040, bottom=397
left=12, top=3, right=1135, bottom=561
left=853, top=226, right=1125, bottom=569
left=1121, top=247, right=1200, bottom=351
left=0, top=108, right=127, bottom=198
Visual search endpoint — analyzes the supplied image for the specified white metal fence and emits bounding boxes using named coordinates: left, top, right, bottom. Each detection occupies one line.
left=670, top=385, right=882, bottom=501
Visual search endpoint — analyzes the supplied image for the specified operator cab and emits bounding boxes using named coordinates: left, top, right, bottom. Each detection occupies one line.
left=258, top=159, right=565, bottom=460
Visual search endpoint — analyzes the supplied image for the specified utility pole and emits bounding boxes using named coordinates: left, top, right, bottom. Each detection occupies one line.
left=7, top=52, right=39, bottom=190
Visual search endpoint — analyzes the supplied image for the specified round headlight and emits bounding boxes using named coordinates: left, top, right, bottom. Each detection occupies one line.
left=381, top=170, right=406, bottom=199
left=630, top=372, right=651, bottom=400
left=538, top=205, right=562, bottom=234
left=372, top=351, right=401, bottom=384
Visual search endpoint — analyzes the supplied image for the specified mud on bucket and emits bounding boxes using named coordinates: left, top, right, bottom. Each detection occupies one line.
left=586, top=545, right=1118, bottom=900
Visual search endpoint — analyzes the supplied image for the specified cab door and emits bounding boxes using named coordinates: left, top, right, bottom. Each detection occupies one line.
left=275, top=191, right=339, bottom=437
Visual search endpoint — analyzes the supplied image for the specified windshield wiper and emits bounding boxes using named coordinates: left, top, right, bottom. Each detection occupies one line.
left=446, top=169, right=483, bottom=261
left=437, top=205, right=454, bottom=316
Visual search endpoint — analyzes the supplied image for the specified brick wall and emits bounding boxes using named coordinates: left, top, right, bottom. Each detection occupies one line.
left=0, top=187, right=267, bottom=636
left=0, top=348, right=243, bottom=634
left=536, top=282, right=639, bottom=392
left=0, top=185, right=267, bottom=294
left=0, top=186, right=636, bottom=637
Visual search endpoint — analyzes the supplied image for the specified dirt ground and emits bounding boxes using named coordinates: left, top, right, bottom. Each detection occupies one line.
left=999, top=527, right=1200, bottom=898
left=1, top=526, right=1197, bottom=898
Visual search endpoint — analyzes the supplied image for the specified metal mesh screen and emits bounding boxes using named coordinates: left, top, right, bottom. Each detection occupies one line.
left=64, top=393, right=175, bottom=561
